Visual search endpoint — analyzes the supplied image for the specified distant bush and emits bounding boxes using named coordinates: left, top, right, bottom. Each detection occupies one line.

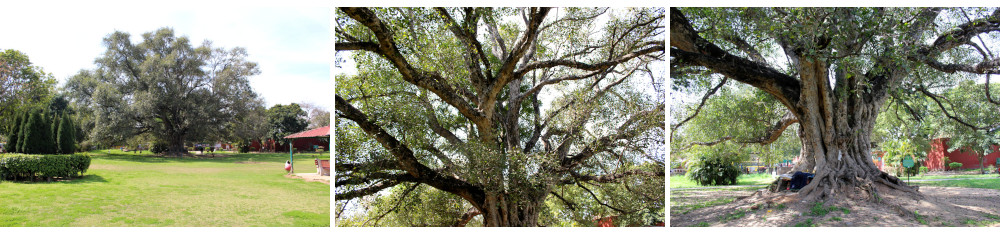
left=686, top=153, right=741, bottom=186
left=948, top=162, right=963, bottom=170
left=150, top=142, right=169, bottom=154
left=237, top=142, right=251, bottom=153
left=919, top=166, right=929, bottom=175
left=0, top=153, right=91, bottom=181
left=194, top=146, right=204, bottom=152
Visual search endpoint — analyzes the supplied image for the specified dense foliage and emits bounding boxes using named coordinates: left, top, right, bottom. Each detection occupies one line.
left=684, top=146, right=742, bottom=186
left=1, top=49, right=58, bottom=151
left=266, top=103, right=309, bottom=143
left=5, top=108, right=76, bottom=155
left=1, top=49, right=56, bottom=133
left=66, top=28, right=263, bottom=155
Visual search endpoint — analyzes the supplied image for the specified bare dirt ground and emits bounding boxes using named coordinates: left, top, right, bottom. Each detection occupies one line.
left=671, top=187, right=1000, bottom=227
left=285, top=173, right=330, bottom=185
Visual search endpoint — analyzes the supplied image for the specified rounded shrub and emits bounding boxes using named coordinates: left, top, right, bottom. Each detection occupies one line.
left=686, top=151, right=742, bottom=186
left=948, top=162, right=963, bottom=170
left=150, top=142, right=169, bottom=154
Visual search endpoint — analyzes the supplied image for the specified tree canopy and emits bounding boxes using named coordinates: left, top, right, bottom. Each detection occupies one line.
left=266, top=103, right=309, bottom=143
left=1, top=49, right=56, bottom=141
left=336, top=7, right=665, bottom=226
left=66, top=27, right=262, bottom=155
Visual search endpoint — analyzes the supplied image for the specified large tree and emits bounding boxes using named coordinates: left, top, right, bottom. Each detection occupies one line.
left=0, top=49, right=56, bottom=143
left=266, top=103, right=309, bottom=145
left=300, top=102, right=332, bottom=129
left=67, top=28, right=262, bottom=156
left=671, top=7, right=1000, bottom=202
left=336, top=7, right=665, bottom=226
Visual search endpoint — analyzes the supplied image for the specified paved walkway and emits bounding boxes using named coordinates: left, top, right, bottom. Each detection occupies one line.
left=671, top=176, right=999, bottom=191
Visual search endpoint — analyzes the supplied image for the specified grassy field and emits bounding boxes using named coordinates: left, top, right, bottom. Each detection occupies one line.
left=0, top=149, right=330, bottom=227
left=911, top=178, right=1000, bottom=190
left=670, top=173, right=776, bottom=188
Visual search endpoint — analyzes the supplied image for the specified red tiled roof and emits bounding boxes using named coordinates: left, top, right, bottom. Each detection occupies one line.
left=284, top=125, right=330, bottom=139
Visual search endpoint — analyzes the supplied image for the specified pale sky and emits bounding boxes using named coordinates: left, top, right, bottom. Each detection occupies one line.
left=0, top=2, right=332, bottom=110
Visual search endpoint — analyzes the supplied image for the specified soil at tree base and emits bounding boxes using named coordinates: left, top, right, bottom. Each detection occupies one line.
left=671, top=187, right=1000, bottom=227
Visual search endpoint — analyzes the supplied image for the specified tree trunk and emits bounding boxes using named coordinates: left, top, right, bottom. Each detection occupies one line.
left=478, top=191, right=544, bottom=227
left=166, top=133, right=187, bottom=157
left=787, top=58, right=920, bottom=202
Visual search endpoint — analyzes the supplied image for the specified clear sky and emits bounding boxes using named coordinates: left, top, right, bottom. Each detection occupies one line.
left=0, top=2, right=332, bottom=110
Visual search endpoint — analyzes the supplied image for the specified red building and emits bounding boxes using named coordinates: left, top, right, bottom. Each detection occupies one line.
left=249, top=138, right=328, bottom=152
left=926, top=138, right=1000, bottom=170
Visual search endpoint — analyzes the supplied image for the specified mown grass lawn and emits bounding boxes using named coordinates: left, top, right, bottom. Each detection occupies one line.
left=670, top=173, right=777, bottom=188
left=910, top=178, right=1000, bottom=190
left=905, top=173, right=999, bottom=181
left=0, top=149, right=330, bottom=227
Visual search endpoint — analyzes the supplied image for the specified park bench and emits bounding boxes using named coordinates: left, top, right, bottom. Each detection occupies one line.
left=315, top=159, right=330, bottom=176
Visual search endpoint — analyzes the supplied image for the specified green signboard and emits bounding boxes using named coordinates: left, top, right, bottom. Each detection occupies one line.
left=902, top=155, right=915, bottom=168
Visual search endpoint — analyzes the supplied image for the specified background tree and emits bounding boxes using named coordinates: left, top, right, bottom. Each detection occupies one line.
left=671, top=81, right=801, bottom=178
left=266, top=103, right=309, bottom=147
left=66, top=28, right=262, bottom=156
left=222, top=98, right=269, bottom=152
left=1, top=49, right=56, bottom=148
left=932, top=81, right=1000, bottom=173
left=336, top=7, right=665, bottom=226
left=300, top=102, right=332, bottom=129
left=671, top=7, right=1000, bottom=204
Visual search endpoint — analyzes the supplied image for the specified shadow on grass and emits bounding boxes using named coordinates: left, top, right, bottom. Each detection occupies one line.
left=0, top=174, right=107, bottom=184
left=59, top=174, right=108, bottom=184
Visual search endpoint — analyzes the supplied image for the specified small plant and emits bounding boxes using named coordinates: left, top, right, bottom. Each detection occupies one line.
left=915, top=211, right=927, bottom=225
left=948, top=162, right=963, bottom=170
left=720, top=209, right=748, bottom=222
left=695, top=222, right=711, bottom=227
left=794, top=218, right=815, bottom=227
left=919, top=166, right=929, bottom=175
left=829, top=216, right=842, bottom=221
left=776, top=203, right=787, bottom=210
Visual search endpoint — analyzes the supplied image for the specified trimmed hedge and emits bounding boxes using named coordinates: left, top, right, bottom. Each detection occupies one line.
left=0, top=153, right=91, bottom=181
left=948, top=162, right=963, bottom=170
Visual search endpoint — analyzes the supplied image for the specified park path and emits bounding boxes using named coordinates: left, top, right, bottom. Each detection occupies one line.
left=671, top=176, right=999, bottom=191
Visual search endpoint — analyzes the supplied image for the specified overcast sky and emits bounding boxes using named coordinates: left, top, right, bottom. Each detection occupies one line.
left=0, top=2, right=332, bottom=110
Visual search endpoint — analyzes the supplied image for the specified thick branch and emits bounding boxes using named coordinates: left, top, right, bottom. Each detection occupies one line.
left=335, top=95, right=485, bottom=204
left=335, top=41, right=380, bottom=52
left=453, top=207, right=481, bottom=227
left=670, top=8, right=802, bottom=111
left=677, top=112, right=798, bottom=151
left=337, top=179, right=402, bottom=201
